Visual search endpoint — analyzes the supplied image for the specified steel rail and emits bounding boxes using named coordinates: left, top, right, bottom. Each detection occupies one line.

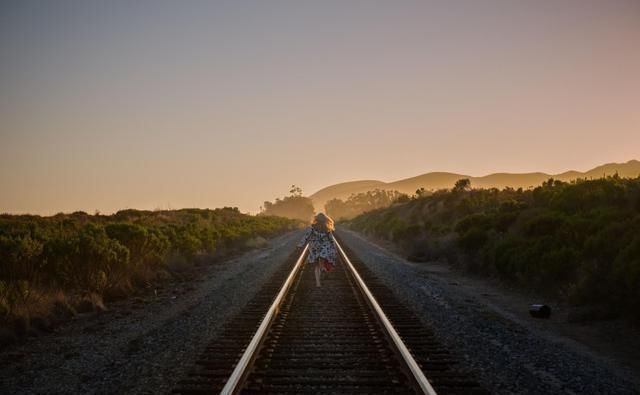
left=332, top=234, right=438, bottom=395
left=220, top=244, right=308, bottom=395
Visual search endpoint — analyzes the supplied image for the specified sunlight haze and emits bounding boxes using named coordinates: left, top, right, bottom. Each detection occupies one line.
left=1, top=0, right=639, bottom=214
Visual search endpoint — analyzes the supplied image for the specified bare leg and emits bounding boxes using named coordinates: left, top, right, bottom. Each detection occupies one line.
left=315, top=261, right=321, bottom=287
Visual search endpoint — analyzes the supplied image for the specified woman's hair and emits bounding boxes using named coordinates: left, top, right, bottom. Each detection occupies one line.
left=312, top=213, right=335, bottom=232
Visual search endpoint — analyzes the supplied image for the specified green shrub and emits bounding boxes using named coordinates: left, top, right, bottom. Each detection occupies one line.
left=44, top=224, right=130, bottom=293
left=0, top=208, right=297, bottom=320
left=349, top=176, right=640, bottom=320
left=457, top=227, right=488, bottom=254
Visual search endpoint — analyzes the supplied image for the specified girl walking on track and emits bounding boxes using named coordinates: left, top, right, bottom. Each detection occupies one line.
left=298, top=213, right=338, bottom=287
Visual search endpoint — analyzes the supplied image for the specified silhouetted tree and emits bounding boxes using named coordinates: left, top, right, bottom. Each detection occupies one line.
left=261, top=187, right=314, bottom=221
left=453, top=178, right=471, bottom=192
left=289, top=185, right=303, bottom=197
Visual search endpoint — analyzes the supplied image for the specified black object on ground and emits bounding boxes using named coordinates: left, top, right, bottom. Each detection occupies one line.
left=529, top=304, right=551, bottom=318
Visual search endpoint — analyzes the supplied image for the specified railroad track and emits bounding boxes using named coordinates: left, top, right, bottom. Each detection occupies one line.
left=173, top=234, right=486, bottom=394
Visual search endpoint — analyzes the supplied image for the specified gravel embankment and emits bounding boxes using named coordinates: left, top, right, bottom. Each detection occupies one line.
left=0, top=230, right=303, bottom=395
left=337, top=228, right=639, bottom=395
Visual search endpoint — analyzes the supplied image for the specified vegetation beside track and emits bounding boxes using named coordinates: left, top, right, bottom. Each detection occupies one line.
left=0, top=208, right=299, bottom=338
left=325, top=189, right=409, bottom=220
left=348, top=176, right=640, bottom=321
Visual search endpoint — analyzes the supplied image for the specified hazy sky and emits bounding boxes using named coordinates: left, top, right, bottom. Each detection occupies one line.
left=1, top=1, right=639, bottom=215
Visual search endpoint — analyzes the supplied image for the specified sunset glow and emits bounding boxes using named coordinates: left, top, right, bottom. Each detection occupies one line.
left=1, top=1, right=638, bottom=214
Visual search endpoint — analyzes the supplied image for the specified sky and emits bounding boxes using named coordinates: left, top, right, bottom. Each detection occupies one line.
left=1, top=0, right=639, bottom=215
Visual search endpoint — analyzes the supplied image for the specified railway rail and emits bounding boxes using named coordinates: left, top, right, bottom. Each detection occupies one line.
left=173, top=233, right=486, bottom=394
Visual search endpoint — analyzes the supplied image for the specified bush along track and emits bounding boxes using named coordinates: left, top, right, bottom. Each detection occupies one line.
left=0, top=207, right=299, bottom=345
left=348, top=175, right=640, bottom=322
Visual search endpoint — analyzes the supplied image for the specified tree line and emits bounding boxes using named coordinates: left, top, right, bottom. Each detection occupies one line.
left=0, top=208, right=298, bottom=327
left=259, top=186, right=410, bottom=222
left=348, top=175, right=640, bottom=321
left=325, top=189, right=409, bottom=220
left=260, top=185, right=315, bottom=222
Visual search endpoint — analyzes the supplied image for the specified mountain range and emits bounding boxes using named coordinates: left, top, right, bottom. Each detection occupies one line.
left=310, top=160, right=640, bottom=210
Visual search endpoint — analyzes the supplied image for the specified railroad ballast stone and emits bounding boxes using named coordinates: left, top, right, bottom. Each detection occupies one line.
left=336, top=228, right=639, bottom=395
left=0, top=230, right=303, bottom=395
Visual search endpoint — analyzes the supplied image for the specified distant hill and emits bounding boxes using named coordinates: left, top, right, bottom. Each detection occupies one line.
left=309, top=180, right=387, bottom=210
left=310, top=160, right=640, bottom=210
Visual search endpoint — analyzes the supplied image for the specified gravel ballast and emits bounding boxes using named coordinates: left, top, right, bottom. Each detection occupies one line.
left=0, top=230, right=303, bottom=395
left=2, top=227, right=637, bottom=395
left=337, top=228, right=639, bottom=395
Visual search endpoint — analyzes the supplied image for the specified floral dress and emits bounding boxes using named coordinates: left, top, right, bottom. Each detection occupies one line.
left=298, top=226, right=338, bottom=267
